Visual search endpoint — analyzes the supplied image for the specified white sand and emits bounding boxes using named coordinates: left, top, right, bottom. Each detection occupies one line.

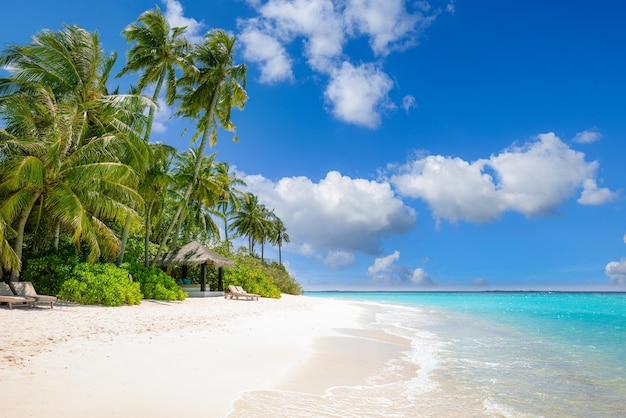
left=0, top=295, right=405, bottom=417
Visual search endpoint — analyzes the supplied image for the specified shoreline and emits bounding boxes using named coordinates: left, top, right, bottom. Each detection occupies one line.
left=0, top=295, right=406, bottom=417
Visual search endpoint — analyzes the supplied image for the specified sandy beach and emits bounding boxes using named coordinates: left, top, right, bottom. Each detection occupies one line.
left=0, top=295, right=409, bottom=417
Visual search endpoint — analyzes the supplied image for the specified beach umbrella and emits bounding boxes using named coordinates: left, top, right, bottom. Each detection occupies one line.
left=154, top=241, right=235, bottom=291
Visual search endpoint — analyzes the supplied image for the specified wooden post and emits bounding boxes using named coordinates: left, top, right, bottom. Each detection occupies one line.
left=218, top=267, right=224, bottom=291
left=200, top=263, right=207, bottom=292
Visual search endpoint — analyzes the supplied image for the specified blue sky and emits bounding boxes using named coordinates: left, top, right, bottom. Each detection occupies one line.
left=2, top=0, right=626, bottom=290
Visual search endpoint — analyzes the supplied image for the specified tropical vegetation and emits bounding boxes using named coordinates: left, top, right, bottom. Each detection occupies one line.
left=0, top=7, right=301, bottom=304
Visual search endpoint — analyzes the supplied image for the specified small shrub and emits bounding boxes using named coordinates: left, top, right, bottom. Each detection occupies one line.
left=58, top=263, right=142, bottom=306
left=125, top=263, right=187, bottom=301
left=224, top=264, right=281, bottom=299
left=20, top=255, right=79, bottom=296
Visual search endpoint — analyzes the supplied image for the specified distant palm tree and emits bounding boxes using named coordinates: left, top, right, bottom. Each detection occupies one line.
left=152, top=30, right=247, bottom=265
left=271, top=218, right=290, bottom=265
left=229, top=193, right=271, bottom=256
left=215, top=162, right=246, bottom=243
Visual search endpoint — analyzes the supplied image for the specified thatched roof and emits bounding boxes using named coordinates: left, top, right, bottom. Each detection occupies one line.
left=155, top=241, right=235, bottom=268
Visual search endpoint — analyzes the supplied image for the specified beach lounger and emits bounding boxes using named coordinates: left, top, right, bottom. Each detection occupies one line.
left=0, top=282, right=36, bottom=309
left=10, top=281, right=57, bottom=308
left=224, top=285, right=259, bottom=301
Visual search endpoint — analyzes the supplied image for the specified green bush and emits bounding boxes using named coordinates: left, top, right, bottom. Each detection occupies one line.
left=224, top=263, right=281, bottom=299
left=125, top=263, right=187, bottom=301
left=58, top=263, right=142, bottom=306
left=20, top=255, right=79, bottom=296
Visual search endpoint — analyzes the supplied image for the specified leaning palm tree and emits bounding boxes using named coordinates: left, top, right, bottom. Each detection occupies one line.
left=169, top=149, right=223, bottom=248
left=151, top=29, right=247, bottom=266
left=0, top=25, right=147, bottom=278
left=0, top=87, right=143, bottom=278
left=115, top=7, right=189, bottom=265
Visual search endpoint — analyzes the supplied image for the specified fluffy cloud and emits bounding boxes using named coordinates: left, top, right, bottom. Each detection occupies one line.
left=572, top=129, right=602, bottom=144
left=605, top=258, right=626, bottom=285
left=238, top=0, right=444, bottom=128
left=390, top=133, right=616, bottom=224
left=368, top=251, right=435, bottom=287
left=162, top=0, right=204, bottom=44
left=244, top=170, right=416, bottom=259
left=344, top=0, right=431, bottom=56
left=325, top=62, right=394, bottom=128
left=577, top=179, right=617, bottom=205
left=239, top=25, right=294, bottom=83
left=368, top=250, right=400, bottom=275
left=323, top=250, right=356, bottom=268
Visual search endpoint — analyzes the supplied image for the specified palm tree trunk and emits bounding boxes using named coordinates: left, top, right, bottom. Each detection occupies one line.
left=144, top=202, right=153, bottom=267
left=143, top=71, right=165, bottom=143
left=171, top=206, right=188, bottom=250
left=53, top=221, right=60, bottom=252
left=10, top=191, right=42, bottom=281
left=116, top=217, right=132, bottom=266
left=152, top=112, right=214, bottom=266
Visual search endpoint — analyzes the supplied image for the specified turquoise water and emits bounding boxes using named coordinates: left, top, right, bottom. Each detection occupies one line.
left=306, top=291, right=626, bottom=417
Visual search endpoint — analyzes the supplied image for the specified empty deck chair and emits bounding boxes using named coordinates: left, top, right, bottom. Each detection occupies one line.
left=224, top=285, right=259, bottom=301
left=0, top=282, right=35, bottom=309
left=10, top=281, right=57, bottom=308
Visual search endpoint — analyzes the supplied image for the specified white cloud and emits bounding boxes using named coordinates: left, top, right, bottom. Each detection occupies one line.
left=367, top=251, right=435, bottom=287
left=410, top=268, right=433, bottom=285
left=239, top=24, right=294, bottom=83
left=325, top=62, right=394, bottom=128
left=577, top=179, right=617, bottom=205
left=162, top=0, right=204, bottom=44
left=239, top=0, right=441, bottom=127
left=253, top=0, right=345, bottom=72
left=401, top=95, right=416, bottom=112
left=368, top=250, right=400, bottom=275
left=244, top=171, right=416, bottom=257
left=605, top=258, right=626, bottom=285
left=390, top=133, right=615, bottom=224
left=573, top=129, right=602, bottom=144
left=323, top=250, right=356, bottom=269
left=344, top=0, right=426, bottom=56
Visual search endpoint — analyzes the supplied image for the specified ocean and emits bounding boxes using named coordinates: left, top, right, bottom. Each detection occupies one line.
left=299, top=291, right=626, bottom=417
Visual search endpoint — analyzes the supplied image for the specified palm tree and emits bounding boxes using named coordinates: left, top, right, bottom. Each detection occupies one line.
left=116, top=7, right=189, bottom=265
left=229, top=193, right=271, bottom=256
left=118, top=6, right=189, bottom=142
left=270, top=217, right=290, bottom=265
left=215, top=162, right=246, bottom=243
left=0, top=25, right=147, bottom=278
left=151, top=30, right=247, bottom=265
left=0, top=209, right=19, bottom=273
left=169, top=149, right=222, bottom=247
left=138, top=142, right=175, bottom=266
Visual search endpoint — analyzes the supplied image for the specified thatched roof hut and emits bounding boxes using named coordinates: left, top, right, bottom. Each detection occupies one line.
left=157, top=241, right=235, bottom=268
left=155, top=241, right=235, bottom=292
